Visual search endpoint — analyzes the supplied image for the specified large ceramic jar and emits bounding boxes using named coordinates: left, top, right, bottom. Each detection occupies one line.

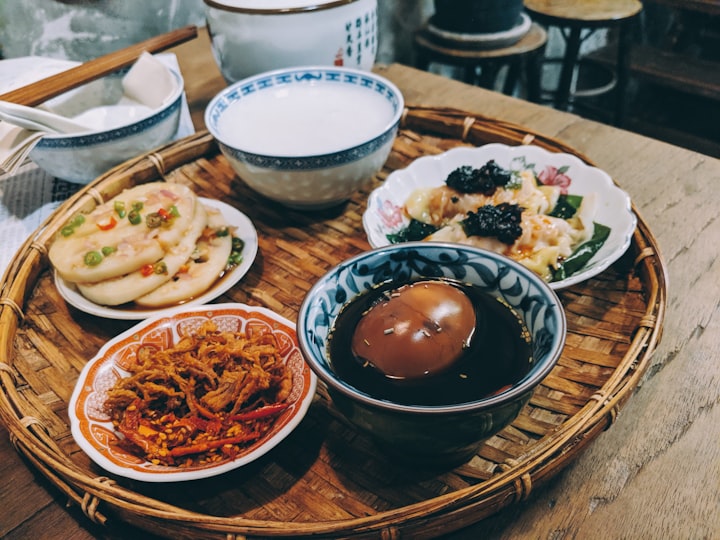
left=204, top=0, right=378, bottom=83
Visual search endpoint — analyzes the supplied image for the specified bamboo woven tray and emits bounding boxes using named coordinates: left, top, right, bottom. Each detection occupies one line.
left=0, top=106, right=666, bottom=539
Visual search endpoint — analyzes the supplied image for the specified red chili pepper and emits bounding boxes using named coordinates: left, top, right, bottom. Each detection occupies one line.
left=228, top=402, right=289, bottom=422
left=187, top=394, right=223, bottom=421
left=157, top=208, right=171, bottom=221
left=140, top=264, right=155, bottom=277
left=168, top=431, right=263, bottom=457
left=96, top=215, right=117, bottom=231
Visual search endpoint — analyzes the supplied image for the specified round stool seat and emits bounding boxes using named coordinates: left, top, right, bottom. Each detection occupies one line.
left=416, top=22, right=548, bottom=61
left=524, top=0, right=642, bottom=24
left=414, top=22, right=548, bottom=100
left=523, top=0, right=643, bottom=125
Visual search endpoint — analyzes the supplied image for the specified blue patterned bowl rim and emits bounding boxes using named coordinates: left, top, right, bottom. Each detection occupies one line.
left=297, top=242, right=567, bottom=414
left=35, top=68, right=185, bottom=149
left=204, top=66, right=404, bottom=169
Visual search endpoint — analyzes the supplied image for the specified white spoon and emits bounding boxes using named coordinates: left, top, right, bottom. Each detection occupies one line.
left=0, top=100, right=91, bottom=134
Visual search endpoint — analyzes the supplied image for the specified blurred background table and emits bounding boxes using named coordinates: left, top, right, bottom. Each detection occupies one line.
left=2, top=27, right=719, bottom=540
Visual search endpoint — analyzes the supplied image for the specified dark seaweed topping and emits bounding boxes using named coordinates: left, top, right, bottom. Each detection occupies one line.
left=445, top=160, right=513, bottom=195
left=386, top=219, right=439, bottom=243
left=460, top=203, right=523, bottom=244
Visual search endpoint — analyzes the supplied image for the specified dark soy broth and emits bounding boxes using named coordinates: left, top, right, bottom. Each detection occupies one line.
left=328, top=278, right=534, bottom=406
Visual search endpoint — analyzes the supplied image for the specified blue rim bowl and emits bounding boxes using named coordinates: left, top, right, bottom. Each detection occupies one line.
left=297, top=242, right=567, bottom=467
left=204, top=65, right=404, bottom=210
left=29, top=68, right=185, bottom=184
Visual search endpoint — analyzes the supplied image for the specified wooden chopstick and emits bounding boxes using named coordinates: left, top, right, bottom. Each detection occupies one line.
left=0, top=25, right=198, bottom=107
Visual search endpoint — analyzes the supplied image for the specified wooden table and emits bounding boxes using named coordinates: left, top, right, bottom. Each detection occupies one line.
left=3, top=28, right=720, bottom=540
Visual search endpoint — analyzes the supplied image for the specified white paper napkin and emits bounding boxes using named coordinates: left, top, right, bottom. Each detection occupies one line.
left=0, top=128, right=45, bottom=174
left=123, top=51, right=179, bottom=109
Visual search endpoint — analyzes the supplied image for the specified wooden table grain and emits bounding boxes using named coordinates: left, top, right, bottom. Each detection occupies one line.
left=2, top=28, right=719, bottom=540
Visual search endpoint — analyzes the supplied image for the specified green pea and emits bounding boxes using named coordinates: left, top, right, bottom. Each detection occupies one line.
left=128, top=210, right=142, bottom=225
left=84, top=251, right=103, bottom=266
left=146, top=212, right=162, bottom=228
left=114, top=200, right=126, bottom=218
left=70, top=214, right=85, bottom=227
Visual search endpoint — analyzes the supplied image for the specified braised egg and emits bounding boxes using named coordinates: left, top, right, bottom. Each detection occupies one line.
left=350, top=280, right=477, bottom=380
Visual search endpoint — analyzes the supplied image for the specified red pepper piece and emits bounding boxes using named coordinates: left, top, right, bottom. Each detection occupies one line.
left=168, top=431, right=263, bottom=457
left=228, top=402, right=289, bottom=422
left=96, top=215, right=117, bottom=231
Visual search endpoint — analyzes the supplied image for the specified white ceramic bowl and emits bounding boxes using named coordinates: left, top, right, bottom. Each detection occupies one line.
left=205, top=65, right=404, bottom=210
left=204, top=0, right=378, bottom=83
left=28, top=68, right=185, bottom=184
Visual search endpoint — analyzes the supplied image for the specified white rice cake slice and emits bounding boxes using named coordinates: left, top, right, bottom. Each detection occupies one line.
left=49, top=182, right=198, bottom=283
left=134, top=204, right=233, bottom=308
left=75, top=203, right=208, bottom=306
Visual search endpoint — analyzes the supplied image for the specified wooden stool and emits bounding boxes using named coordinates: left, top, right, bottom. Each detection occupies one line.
left=524, top=0, right=642, bottom=125
left=414, top=22, right=549, bottom=102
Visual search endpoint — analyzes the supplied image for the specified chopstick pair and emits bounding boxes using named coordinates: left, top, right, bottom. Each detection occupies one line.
left=0, top=25, right=197, bottom=107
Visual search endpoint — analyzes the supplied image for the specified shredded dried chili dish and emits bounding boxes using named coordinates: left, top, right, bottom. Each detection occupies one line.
left=103, top=321, right=293, bottom=467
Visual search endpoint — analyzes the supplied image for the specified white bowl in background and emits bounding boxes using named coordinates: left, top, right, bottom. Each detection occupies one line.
left=205, top=65, right=404, bottom=210
left=28, top=67, right=185, bottom=184
left=204, top=0, right=378, bottom=83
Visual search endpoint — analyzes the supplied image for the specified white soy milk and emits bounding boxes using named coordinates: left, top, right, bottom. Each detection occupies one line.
left=218, top=84, right=394, bottom=156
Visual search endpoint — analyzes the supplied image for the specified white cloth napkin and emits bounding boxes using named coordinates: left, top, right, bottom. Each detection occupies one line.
left=0, top=52, right=180, bottom=176
left=0, top=127, right=45, bottom=174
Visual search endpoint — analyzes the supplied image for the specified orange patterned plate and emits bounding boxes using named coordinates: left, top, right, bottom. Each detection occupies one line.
left=68, top=303, right=317, bottom=482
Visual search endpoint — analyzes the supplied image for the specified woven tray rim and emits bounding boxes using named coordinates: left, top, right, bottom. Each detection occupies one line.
left=0, top=106, right=667, bottom=538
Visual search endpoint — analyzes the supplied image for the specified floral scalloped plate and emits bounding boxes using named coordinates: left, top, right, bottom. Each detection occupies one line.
left=363, top=143, right=637, bottom=289
left=68, top=303, right=317, bottom=483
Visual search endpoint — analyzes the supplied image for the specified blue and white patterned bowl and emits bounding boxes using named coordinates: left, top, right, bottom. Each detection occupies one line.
left=205, top=66, right=403, bottom=210
left=28, top=68, right=185, bottom=184
left=297, top=242, right=566, bottom=467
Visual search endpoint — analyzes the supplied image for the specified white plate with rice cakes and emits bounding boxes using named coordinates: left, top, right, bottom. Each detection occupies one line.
left=52, top=183, right=258, bottom=320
